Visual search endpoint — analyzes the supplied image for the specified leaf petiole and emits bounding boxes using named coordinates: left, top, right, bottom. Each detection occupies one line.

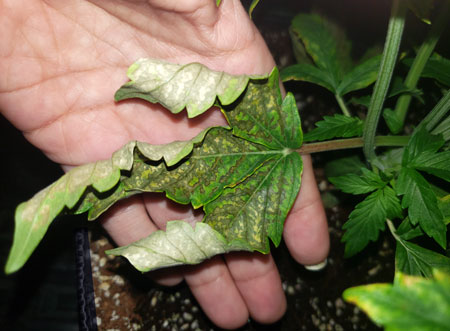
left=298, top=135, right=410, bottom=154
left=335, top=94, right=351, bottom=117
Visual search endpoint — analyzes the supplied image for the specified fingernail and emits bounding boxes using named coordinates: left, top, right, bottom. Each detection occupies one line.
left=303, top=258, right=327, bottom=271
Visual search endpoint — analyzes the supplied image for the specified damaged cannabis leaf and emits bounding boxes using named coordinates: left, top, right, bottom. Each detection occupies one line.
left=5, top=59, right=303, bottom=274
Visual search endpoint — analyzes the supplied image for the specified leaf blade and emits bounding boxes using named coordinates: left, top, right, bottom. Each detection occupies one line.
left=114, top=58, right=267, bottom=118
left=303, top=114, right=364, bottom=142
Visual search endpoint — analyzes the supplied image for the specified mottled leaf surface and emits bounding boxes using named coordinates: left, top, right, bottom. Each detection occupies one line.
left=343, top=271, right=450, bottom=331
left=222, top=68, right=303, bottom=150
left=7, top=59, right=304, bottom=274
left=115, top=58, right=266, bottom=118
left=107, top=221, right=248, bottom=272
left=204, top=152, right=302, bottom=252
left=6, top=126, right=281, bottom=274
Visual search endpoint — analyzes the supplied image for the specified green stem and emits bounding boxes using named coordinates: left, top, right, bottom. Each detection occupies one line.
left=298, top=135, right=410, bottom=154
left=417, top=89, right=450, bottom=133
left=363, top=0, right=406, bottom=162
left=392, top=2, right=450, bottom=133
left=387, top=219, right=400, bottom=241
left=335, top=94, right=351, bottom=116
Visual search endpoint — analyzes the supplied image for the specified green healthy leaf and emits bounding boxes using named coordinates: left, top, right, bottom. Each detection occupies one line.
left=396, top=167, right=446, bottom=248
left=383, top=108, right=403, bottom=134
left=114, top=58, right=266, bottom=118
left=221, top=68, right=303, bottom=150
left=329, top=168, right=386, bottom=195
left=404, top=54, right=450, bottom=87
left=433, top=186, right=450, bottom=225
left=343, top=271, right=450, bottom=331
left=395, top=239, right=450, bottom=277
left=342, top=186, right=402, bottom=257
left=403, top=127, right=445, bottom=164
left=412, top=151, right=450, bottom=181
left=204, top=152, right=302, bottom=252
left=303, top=114, right=364, bottom=142
left=371, top=148, right=404, bottom=174
left=350, top=95, right=371, bottom=108
left=432, top=115, right=450, bottom=141
left=106, top=221, right=248, bottom=272
left=396, top=218, right=424, bottom=241
left=337, top=55, right=381, bottom=95
left=290, top=13, right=351, bottom=88
left=280, top=63, right=336, bottom=92
left=324, top=155, right=366, bottom=178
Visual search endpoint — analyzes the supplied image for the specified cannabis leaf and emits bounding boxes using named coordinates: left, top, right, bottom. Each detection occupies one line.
left=303, top=114, right=364, bottom=142
left=204, top=153, right=302, bottom=253
left=341, top=186, right=402, bottom=257
left=329, top=168, right=385, bottom=194
left=281, top=13, right=381, bottom=113
left=115, top=58, right=266, bottom=118
left=343, top=270, right=450, bottom=331
left=396, top=128, right=448, bottom=249
left=107, top=221, right=248, bottom=271
left=6, top=60, right=304, bottom=275
left=108, top=67, right=304, bottom=271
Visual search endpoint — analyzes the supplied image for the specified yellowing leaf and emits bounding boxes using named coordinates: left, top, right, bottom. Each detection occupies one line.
left=115, top=58, right=266, bottom=118
left=343, top=271, right=450, bottom=331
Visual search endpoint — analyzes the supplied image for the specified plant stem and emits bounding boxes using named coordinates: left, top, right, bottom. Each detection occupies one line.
left=417, top=89, right=450, bottom=133
left=363, top=0, right=406, bottom=162
left=392, top=1, right=450, bottom=134
left=335, top=94, right=351, bottom=116
left=387, top=219, right=400, bottom=241
left=298, top=135, right=409, bottom=154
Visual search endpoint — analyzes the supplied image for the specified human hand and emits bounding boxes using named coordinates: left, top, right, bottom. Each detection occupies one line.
left=0, top=0, right=329, bottom=328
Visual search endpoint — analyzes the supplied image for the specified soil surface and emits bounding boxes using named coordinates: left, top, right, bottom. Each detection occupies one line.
left=91, top=2, right=396, bottom=330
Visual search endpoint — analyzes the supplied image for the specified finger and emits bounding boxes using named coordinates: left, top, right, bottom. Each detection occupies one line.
left=283, top=155, right=330, bottom=266
left=100, top=195, right=184, bottom=286
left=100, top=195, right=158, bottom=246
left=184, top=257, right=249, bottom=329
left=225, top=252, right=286, bottom=324
left=143, top=193, right=204, bottom=229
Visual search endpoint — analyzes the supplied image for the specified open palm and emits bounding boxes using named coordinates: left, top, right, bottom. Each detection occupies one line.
left=0, top=0, right=329, bottom=328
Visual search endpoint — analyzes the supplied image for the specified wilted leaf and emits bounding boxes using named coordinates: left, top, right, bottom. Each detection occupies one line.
left=107, top=221, right=248, bottom=271
left=303, top=114, right=364, bottom=142
left=115, top=58, right=266, bottom=118
left=6, top=59, right=304, bottom=275
left=343, top=271, right=450, bottom=331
